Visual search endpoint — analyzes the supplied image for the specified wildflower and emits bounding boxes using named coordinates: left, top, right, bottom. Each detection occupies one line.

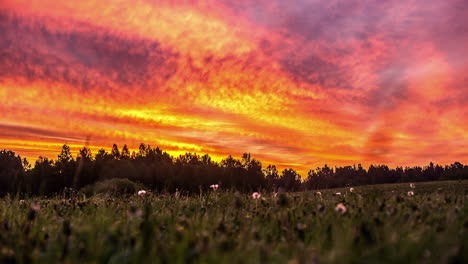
left=409, top=183, right=415, bottom=189
left=19, top=200, right=25, bottom=205
left=252, top=192, right=261, bottom=199
left=349, top=187, right=355, bottom=193
left=137, top=190, right=147, bottom=196
left=30, top=201, right=40, bottom=211
left=335, top=192, right=342, bottom=196
left=335, top=203, right=347, bottom=214
left=316, top=191, right=322, bottom=196
left=408, top=191, right=414, bottom=197
left=210, top=184, right=219, bottom=191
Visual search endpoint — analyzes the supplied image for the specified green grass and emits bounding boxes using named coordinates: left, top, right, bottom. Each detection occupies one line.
left=1, top=181, right=467, bottom=263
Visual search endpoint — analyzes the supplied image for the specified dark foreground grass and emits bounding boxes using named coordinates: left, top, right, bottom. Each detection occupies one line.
left=0, top=181, right=467, bottom=263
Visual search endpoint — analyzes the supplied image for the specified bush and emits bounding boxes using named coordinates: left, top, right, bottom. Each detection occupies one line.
left=82, top=178, right=145, bottom=196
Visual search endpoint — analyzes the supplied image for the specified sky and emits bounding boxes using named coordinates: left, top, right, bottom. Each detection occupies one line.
left=1, top=0, right=467, bottom=175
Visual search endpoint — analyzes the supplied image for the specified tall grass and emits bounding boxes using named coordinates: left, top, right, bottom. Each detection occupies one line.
left=0, top=180, right=467, bottom=263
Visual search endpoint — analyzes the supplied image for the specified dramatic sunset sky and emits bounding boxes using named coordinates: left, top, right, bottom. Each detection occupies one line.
left=1, top=0, right=467, bottom=174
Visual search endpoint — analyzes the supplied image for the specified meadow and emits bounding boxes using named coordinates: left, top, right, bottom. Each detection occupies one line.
left=0, top=181, right=467, bottom=264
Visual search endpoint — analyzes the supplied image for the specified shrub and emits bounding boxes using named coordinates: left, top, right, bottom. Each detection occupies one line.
left=82, top=178, right=145, bottom=196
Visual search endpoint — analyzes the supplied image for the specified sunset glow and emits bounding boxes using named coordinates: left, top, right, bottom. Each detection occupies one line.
left=1, top=0, right=467, bottom=174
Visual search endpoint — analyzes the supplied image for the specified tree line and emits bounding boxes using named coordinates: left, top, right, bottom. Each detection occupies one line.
left=0, top=144, right=467, bottom=195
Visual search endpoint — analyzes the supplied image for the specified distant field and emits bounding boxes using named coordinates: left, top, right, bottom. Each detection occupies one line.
left=1, top=181, right=467, bottom=263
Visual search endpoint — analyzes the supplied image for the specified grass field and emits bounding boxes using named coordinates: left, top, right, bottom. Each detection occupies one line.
left=1, top=181, right=467, bottom=263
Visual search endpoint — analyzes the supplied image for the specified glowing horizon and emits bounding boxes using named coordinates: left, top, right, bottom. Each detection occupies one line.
left=1, top=0, right=467, bottom=175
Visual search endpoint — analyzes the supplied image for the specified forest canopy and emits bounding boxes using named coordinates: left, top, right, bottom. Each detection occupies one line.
left=0, top=144, right=467, bottom=195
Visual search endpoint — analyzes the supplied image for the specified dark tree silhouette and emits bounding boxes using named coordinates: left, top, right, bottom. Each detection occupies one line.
left=264, top=165, right=280, bottom=191
left=111, top=144, right=120, bottom=159
left=0, top=150, right=24, bottom=194
left=56, top=144, right=76, bottom=188
left=0, top=144, right=467, bottom=196
left=278, top=168, right=301, bottom=191
left=121, top=145, right=130, bottom=160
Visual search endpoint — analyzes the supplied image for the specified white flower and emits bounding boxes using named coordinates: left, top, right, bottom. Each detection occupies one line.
left=252, top=192, right=261, bottom=199
left=335, top=203, right=347, bottom=214
left=137, top=190, right=147, bottom=196
left=19, top=200, right=25, bottom=205
left=335, top=192, right=342, bottom=196
left=316, top=191, right=322, bottom=196
left=349, top=188, right=355, bottom=193
left=30, top=201, right=40, bottom=211
left=210, top=184, right=219, bottom=191
left=409, top=183, right=415, bottom=189
left=407, top=191, right=414, bottom=196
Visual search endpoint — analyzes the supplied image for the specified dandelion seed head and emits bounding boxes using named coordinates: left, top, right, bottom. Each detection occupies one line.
left=335, top=203, right=347, bottom=214
left=30, top=201, right=40, bottom=211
